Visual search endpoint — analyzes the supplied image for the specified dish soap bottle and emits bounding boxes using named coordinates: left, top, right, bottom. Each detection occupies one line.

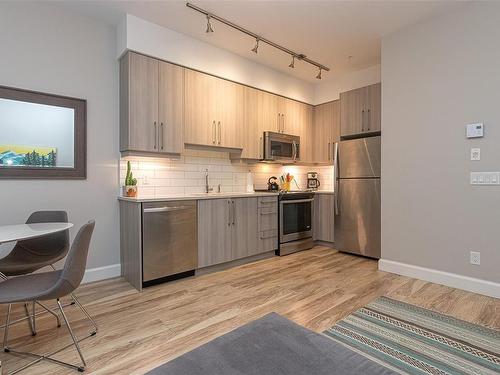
left=246, top=170, right=254, bottom=193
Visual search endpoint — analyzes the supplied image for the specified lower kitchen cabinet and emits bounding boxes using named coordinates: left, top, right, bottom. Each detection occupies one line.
left=198, top=197, right=272, bottom=268
left=313, top=193, right=335, bottom=243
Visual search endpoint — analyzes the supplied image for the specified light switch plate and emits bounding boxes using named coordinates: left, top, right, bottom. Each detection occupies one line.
left=471, top=148, right=481, bottom=161
left=466, top=123, right=484, bottom=138
left=470, top=172, right=500, bottom=185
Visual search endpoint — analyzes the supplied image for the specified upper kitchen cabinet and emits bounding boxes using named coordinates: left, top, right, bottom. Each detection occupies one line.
left=340, top=83, right=381, bottom=137
left=120, top=51, right=184, bottom=155
left=241, top=87, right=261, bottom=159
left=184, top=69, right=243, bottom=150
left=312, top=100, right=340, bottom=164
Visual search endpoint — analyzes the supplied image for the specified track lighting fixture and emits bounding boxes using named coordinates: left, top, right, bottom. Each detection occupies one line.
left=187, top=3, right=329, bottom=79
left=316, top=67, right=322, bottom=80
left=206, top=15, right=214, bottom=33
left=251, top=38, right=260, bottom=53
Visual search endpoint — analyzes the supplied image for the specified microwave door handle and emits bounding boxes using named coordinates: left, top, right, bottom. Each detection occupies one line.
left=292, top=141, right=296, bottom=161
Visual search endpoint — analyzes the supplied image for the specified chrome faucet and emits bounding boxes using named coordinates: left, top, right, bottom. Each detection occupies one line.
left=205, top=169, right=213, bottom=193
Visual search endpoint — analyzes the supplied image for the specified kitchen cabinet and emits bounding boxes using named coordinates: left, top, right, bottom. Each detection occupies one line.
left=120, top=51, right=183, bottom=155
left=198, top=199, right=232, bottom=267
left=313, top=193, right=335, bottom=243
left=312, top=100, right=340, bottom=163
left=257, top=197, right=278, bottom=253
left=184, top=69, right=243, bottom=149
left=198, top=197, right=261, bottom=268
left=340, top=83, right=381, bottom=137
left=233, top=197, right=259, bottom=259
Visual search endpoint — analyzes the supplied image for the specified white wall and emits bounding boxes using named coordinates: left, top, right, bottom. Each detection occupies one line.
left=380, top=2, right=500, bottom=296
left=314, top=65, right=381, bottom=104
left=119, top=15, right=316, bottom=104
left=0, top=2, right=120, bottom=281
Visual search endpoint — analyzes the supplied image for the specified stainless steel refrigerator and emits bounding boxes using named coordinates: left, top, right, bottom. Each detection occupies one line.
left=333, top=136, right=381, bottom=259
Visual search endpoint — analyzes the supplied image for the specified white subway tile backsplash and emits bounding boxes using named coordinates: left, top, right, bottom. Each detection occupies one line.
left=120, top=150, right=336, bottom=197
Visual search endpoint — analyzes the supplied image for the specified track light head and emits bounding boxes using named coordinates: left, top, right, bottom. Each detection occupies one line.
left=316, top=67, right=322, bottom=80
left=206, top=15, right=214, bottom=33
left=251, top=38, right=260, bottom=53
left=289, top=55, right=295, bottom=69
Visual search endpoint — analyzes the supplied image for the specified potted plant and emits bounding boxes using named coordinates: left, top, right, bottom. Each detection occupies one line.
left=123, top=160, right=138, bottom=197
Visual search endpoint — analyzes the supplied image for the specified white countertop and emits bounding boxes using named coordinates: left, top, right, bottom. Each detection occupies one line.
left=118, top=190, right=334, bottom=203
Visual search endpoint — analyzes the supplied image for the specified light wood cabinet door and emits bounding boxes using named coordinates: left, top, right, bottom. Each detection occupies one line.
left=340, top=83, right=381, bottom=137
left=242, top=87, right=262, bottom=159
left=121, top=52, right=159, bottom=152
left=260, top=91, right=280, bottom=133
left=340, top=86, right=365, bottom=137
left=217, top=79, right=244, bottom=149
left=158, top=61, right=184, bottom=154
left=313, top=194, right=335, bottom=243
left=198, top=199, right=232, bottom=268
left=232, top=198, right=259, bottom=258
left=365, top=83, right=381, bottom=133
left=184, top=69, right=218, bottom=147
left=313, top=100, right=340, bottom=163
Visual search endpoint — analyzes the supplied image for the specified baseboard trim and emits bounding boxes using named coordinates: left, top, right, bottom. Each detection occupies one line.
left=83, top=263, right=121, bottom=284
left=378, top=259, right=500, bottom=299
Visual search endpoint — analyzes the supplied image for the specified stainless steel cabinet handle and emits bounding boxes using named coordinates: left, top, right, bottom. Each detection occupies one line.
left=367, top=109, right=371, bottom=131
left=277, top=113, right=280, bottom=132
left=328, top=142, right=331, bottom=160
left=218, top=121, right=221, bottom=145
left=212, top=121, right=216, bottom=144
left=259, top=210, right=275, bottom=215
left=361, top=110, right=365, bottom=132
left=154, top=121, right=157, bottom=149
left=259, top=199, right=277, bottom=204
left=227, top=200, right=231, bottom=226
left=281, top=114, right=285, bottom=133
left=260, top=232, right=277, bottom=240
left=259, top=136, right=263, bottom=159
left=144, top=206, right=191, bottom=213
left=232, top=200, right=235, bottom=225
left=160, top=122, right=164, bottom=150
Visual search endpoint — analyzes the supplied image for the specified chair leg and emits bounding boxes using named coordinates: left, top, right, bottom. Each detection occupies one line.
left=71, top=294, right=98, bottom=334
left=3, top=304, right=11, bottom=351
left=56, top=299, right=87, bottom=368
left=23, top=303, right=36, bottom=336
left=36, top=301, right=61, bottom=327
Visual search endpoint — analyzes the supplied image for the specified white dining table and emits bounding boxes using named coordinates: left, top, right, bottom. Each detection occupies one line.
left=0, top=223, right=73, bottom=245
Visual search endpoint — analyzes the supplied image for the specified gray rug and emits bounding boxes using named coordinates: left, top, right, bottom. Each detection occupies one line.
left=146, top=312, right=397, bottom=375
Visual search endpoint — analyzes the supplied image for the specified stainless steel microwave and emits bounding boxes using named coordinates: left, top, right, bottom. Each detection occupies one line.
left=262, top=132, right=300, bottom=162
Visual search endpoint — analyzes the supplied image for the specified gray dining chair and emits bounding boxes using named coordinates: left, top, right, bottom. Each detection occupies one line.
left=1, top=221, right=97, bottom=374
left=0, top=211, right=70, bottom=335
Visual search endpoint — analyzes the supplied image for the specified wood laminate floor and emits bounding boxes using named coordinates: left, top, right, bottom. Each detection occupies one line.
left=0, top=247, right=498, bottom=374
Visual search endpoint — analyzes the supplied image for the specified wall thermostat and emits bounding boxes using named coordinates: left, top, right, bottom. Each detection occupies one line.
left=466, top=123, right=484, bottom=138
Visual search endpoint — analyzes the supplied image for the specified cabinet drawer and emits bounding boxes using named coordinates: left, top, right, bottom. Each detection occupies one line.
left=258, top=209, right=278, bottom=231
left=259, top=229, right=278, bottom=253
left=258, top=196, right=278, bottom=207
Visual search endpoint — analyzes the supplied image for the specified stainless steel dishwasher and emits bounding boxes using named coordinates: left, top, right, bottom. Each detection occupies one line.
left=142, top=200, right=197, bottom=287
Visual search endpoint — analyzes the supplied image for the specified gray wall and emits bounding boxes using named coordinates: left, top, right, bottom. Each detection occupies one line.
left=381, top=2, right=500, bottom=283
left=0, top=2, right=120, bottom=271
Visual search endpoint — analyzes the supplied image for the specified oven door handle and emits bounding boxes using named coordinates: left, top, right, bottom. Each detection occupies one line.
left=281, top=198, right=314, bottom=204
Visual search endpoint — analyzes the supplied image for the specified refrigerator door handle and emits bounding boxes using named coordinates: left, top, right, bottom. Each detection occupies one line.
left=333, top=142, right=340, bottom=215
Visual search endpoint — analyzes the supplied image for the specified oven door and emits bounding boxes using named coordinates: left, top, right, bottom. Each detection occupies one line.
left=280, top=198, right=313, bottom=243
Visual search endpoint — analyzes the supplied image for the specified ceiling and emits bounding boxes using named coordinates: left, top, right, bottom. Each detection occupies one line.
left=55, top=0, right=461, bottom=83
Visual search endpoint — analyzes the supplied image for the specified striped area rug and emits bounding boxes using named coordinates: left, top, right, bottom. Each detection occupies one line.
left=323, top=296, right=500, bottom=375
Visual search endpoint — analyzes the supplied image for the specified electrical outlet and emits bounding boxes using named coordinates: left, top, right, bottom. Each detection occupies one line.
left=471, top=148, right=481, bottom=161
left=470, top=251, right=480, bottom=265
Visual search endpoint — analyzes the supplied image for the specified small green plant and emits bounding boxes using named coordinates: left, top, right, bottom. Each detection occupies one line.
left=125, top=160, right=137, bottom=186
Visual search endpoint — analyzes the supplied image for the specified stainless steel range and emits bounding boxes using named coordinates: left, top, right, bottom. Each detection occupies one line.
left=277, top=191, right=314, bottom=256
